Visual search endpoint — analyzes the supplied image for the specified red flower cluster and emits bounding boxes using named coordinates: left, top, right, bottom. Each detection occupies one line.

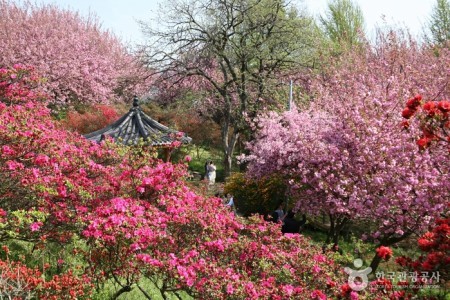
left=0, top=257, right=92, bottom=299
left=402, top=95, right=450, bottom=151
left=401, top=94, right=422, bottom=119
left=376, top=246, right=393, bottom=261
left=396, top=218, right=449, bottom=282
left=340, top=283, right=352, bottom=297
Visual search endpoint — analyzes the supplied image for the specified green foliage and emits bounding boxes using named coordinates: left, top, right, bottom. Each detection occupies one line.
left=224, top=173, right=287, bottom=216
left=0, top=209, right=48, bottom=240
left=427, top=0, right=450, bottom=47
left=320, top=0, right=365, bottom=50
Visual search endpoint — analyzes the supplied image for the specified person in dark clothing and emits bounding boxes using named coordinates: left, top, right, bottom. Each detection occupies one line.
left=204, top=161, right=210, bottom=181
left=281, top=210, right=306, bottom=234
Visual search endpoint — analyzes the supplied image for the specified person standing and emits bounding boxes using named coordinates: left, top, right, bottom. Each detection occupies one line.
left=207, top=161, right=216, bottom=184
left=204, top=161, right=210, bottom=181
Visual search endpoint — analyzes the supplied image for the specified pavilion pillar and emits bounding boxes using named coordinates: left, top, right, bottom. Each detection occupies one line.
left=163, top=148, right=171, bottom=162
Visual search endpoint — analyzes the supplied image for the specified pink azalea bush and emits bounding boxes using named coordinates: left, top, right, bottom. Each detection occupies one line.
left=0, top=65, right=352, bottom=299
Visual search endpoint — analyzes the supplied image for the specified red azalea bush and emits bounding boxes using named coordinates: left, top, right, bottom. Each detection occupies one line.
left=0, top=252, right=92, bottom=300
left=402, top=95, right=450, bottom=151
left=376, top=246, right=393, bottom=261
left=399, top=94, right=449, bottom=294
left=61, top=104, right=120, bottom=134
left=396, top=218, right=449, bottom=282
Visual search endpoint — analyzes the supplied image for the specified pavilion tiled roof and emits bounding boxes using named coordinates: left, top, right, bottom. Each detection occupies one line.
left=84, top=96, right=192, bottom=146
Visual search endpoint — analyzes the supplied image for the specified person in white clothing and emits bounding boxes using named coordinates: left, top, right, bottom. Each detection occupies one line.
left=207, top=161, right=216, bottom=184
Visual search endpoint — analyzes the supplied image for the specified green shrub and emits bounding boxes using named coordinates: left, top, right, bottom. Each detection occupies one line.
left=224, top=173, right=287, bottom=217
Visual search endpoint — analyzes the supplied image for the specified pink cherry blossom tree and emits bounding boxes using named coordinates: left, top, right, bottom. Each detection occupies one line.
left=243, top=31, right=449, bottom=272
left=0, top=0, right=150, bottom=105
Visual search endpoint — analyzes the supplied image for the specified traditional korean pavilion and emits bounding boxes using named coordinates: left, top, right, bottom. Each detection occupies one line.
left=84, top=96, right=191, bottom=148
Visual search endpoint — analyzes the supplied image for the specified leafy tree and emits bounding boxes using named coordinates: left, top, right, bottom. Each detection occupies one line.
left=141, top=0, right=321, bottom=177
left=0, top=0, right=150, bottom=105
left=319, top=0, right=365, bottom=49
left=427, top=0, right=450, bottom=47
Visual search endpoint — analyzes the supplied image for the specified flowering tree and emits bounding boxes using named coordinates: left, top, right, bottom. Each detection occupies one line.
left=243, top=32, right=449, bottom=272
left=0, top=0, right=150, bottom=105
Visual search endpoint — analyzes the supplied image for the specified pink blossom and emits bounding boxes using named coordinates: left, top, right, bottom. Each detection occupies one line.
left=1, top=145, right=15, bottom=156
left=226, top=283, right=234, bottom=294
left=312, top=265, right=322, bottom=273
left=30, top=222, right=43, bottom=232
left=6, top=160, right=24, bottom=170
left=350, top=291, right=359, bottom=300
left=34, top=154, right=50, bottom=166
left=311, top=289, right=327, bottom=300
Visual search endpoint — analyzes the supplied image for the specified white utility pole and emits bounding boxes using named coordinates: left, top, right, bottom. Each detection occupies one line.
left=288, top=80, right=293, bottom=111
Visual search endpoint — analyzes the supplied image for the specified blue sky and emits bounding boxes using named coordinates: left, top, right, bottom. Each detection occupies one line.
left=37, top=0, right=436, bottom=44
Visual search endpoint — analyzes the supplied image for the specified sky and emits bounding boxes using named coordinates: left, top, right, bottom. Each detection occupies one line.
left=36, top=0, right=437, bottom=44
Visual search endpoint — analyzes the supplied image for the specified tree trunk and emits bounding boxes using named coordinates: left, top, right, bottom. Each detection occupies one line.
left=369, top=232, right=412, bottom=274
left=325, top=214, right=348, bottom=250
left=369, top=252, right=383, bottom=274
left=325, top=214, right=335, bottom=245
left=111, top=285, right=132, bottom=300
left=221, top=123, right=239, bottom=178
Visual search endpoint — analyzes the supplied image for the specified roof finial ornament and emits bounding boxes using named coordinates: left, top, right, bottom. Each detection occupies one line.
left=133, top=95, right=139, bottom=107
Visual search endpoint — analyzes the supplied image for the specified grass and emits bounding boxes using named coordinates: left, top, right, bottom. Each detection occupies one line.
left=183, top=145, right=239, bottom=183
left=92, top=277, right=193, bottom=300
